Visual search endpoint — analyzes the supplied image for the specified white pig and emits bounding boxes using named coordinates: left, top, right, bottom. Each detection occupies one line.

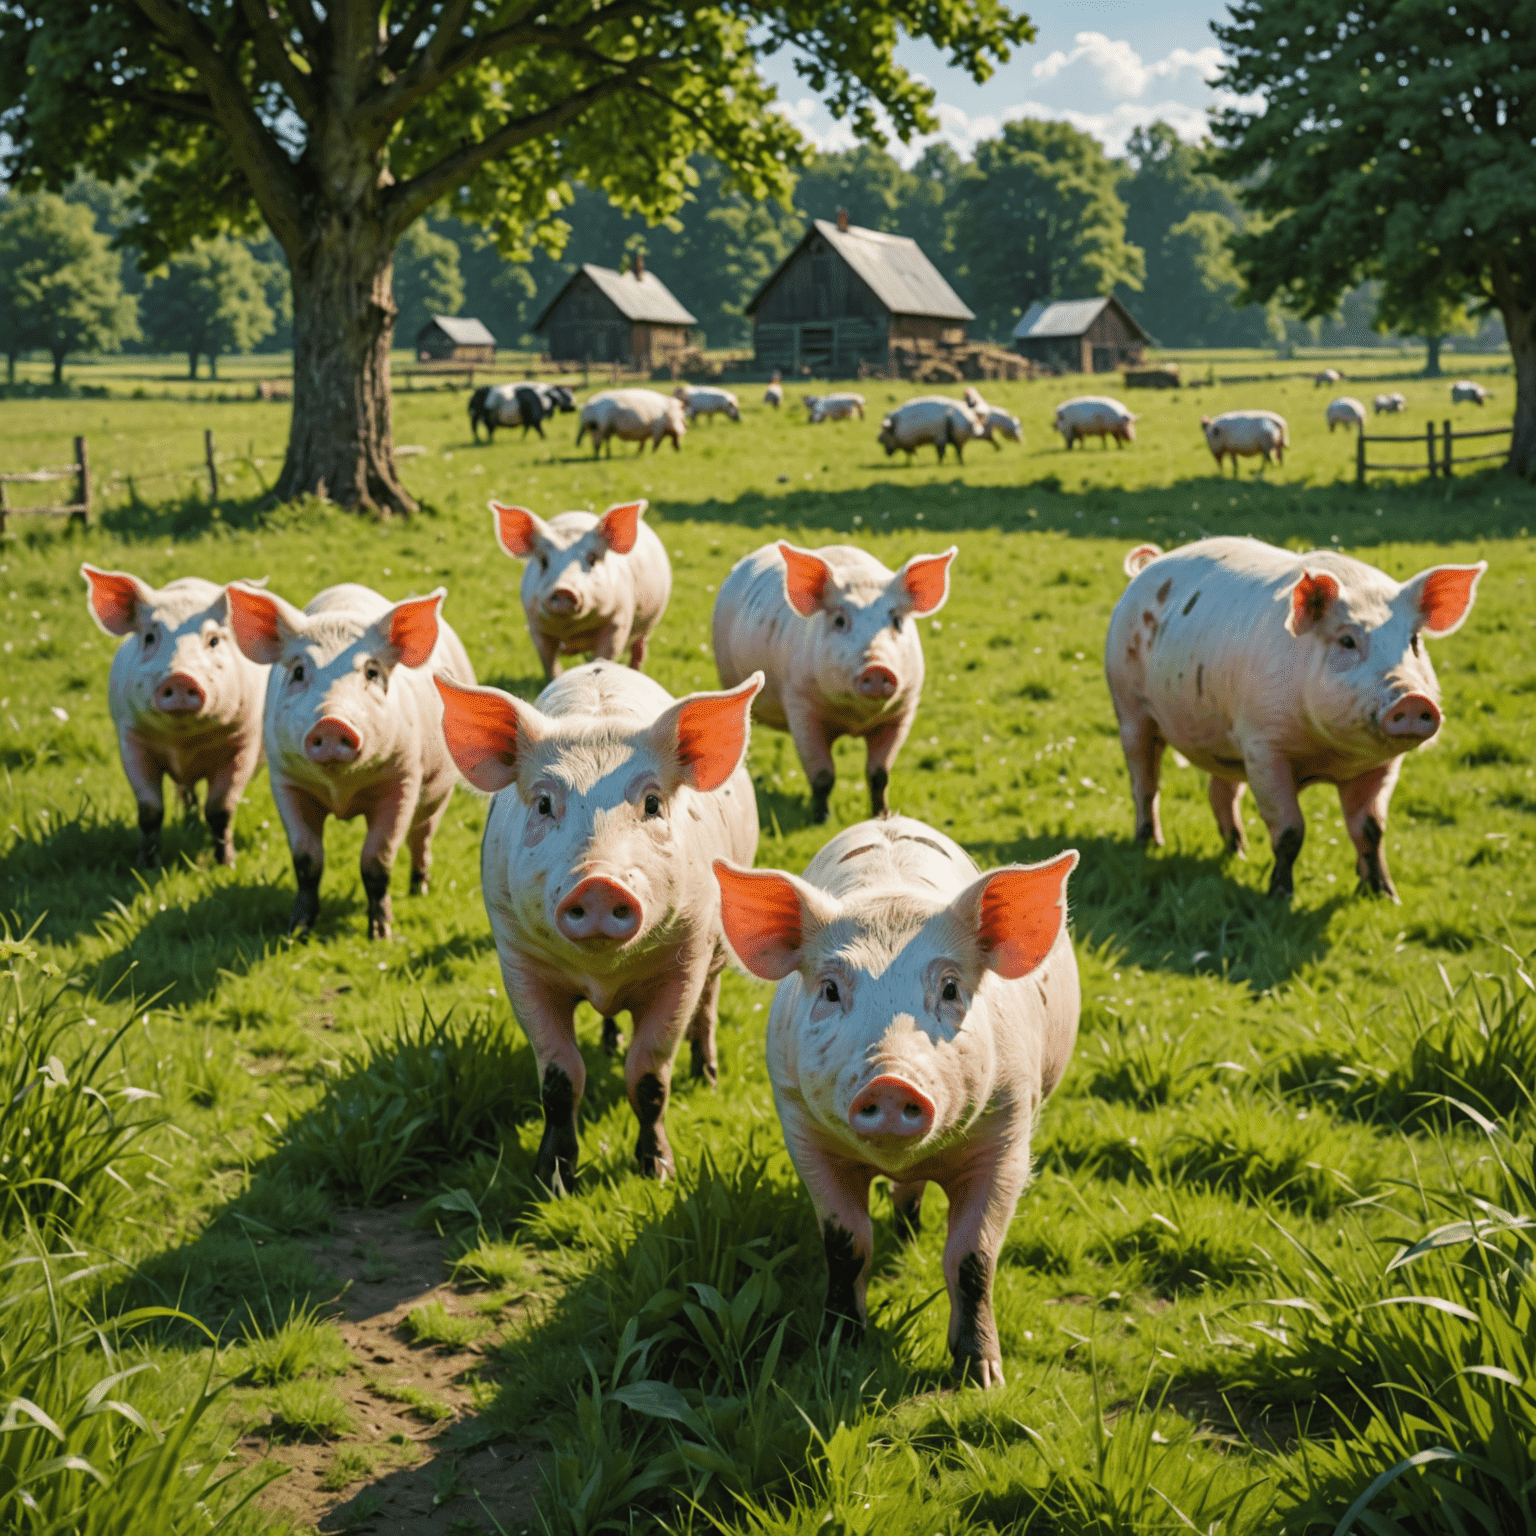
left=805, top=393, right=865, bottom=422
left=674, top=384, right=740, bottom=422
left=713, top=541, right=955, bottom=823
left=1373, top=392, right=1408, bottom=415
left=877, top=395, right=987, bottom=463
left=765, top=372, right=783, bottom=409
left=1105, top=537, right=1486, bottom=900
left=1326, top=396, right=1367, bottom=432
left=1451, top=380, right=1489, bottom=405
left=1314, top=368, right=1342, bottom=387
left=491, top=498, right=671, bottom=680
left=714, top=818, right=1080, bottom=1387
left=576, top=389, right=688, bottom=455
left=435, top=663, right=762, bottom=1189
left=82, top=566, right=267, bottom=868
left=227, top=582, right=475, bottom=938
left=1200, top=410, right=1288, bottom=475
left=1054, top=396, right=1137, bottom=449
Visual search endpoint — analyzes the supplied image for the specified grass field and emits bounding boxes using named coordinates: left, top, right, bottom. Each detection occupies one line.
left=2, top=361, right=1535, bottom=1535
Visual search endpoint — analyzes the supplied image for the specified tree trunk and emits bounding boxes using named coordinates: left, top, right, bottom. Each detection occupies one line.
left=1502, top=295, right=1535, bottom=479
left=277, top=219, right=412, bottom=513
left=188, top=351, right=199, bottom=380
left=5, top=352, right=14, bottom=385
left=51, top=349, right=65, bottom=386
left=208, top=352, right=218, bottom=380
left=1423, top=334, right=1443, bottom=377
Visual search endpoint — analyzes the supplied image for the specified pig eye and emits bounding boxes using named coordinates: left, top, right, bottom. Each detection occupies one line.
left=1339, top=634, right=1357, bottom=651
left=891, top=613, right=903, bottom=632
left=365, top=662, right=382, bottom=684
left=1411, top=633, right=1421, bottom=657
left=538, top=556, right=548, bottom=572
left=821, top=979, right=840, bottom=1004
left=207, top=633, right=220, bottom=648
left=291, top=660, right=306, bottom=684
left=831, top=612, right=847, bottom=631
left=537, top=794, right=552, bottom=817
left=643, top=792, right=661, bottom=818
left=586, top=550, right=601, bottom=569
left=141, top=629, right=156, bottom=649
left=941, top=978, right=959, bottom=1002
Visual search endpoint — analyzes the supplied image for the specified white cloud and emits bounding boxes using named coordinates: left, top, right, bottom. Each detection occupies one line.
left=1031, top=32, right=1224, bottom=100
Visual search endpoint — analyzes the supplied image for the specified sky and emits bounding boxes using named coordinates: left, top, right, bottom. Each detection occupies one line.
left=758, top=0, right=1262, bottom=163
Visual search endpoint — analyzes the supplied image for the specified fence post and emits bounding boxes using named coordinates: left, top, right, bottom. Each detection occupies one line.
left=1443, top=419, right=1454, bottom=478
left=0, top=479, right=7, bottom=537
left=73, top=436, right=90, bottom=526
left=1356, top=425, right=1365, bottom=486
left=1426, top=420, right=1436, bottom=479
left=205, top=429, right=218, bottom=499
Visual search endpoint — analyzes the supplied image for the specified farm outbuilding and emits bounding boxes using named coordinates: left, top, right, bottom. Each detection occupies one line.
left=746, top=211, right=974, bottom=377
left=415, top=315, right=497, bottom=364
left=532, top=255, right=697, bottom=368
left=1012, top=296, right=1150, bottom=374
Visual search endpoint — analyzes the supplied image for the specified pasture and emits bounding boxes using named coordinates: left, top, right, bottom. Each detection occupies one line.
left=2, top=360, right=1534, bottom=1536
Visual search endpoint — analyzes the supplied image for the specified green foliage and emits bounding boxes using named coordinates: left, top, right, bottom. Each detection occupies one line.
left=393, top=223, right=466, bottom=348
left=235, top=1300, right=352, bottom=1386
left=138, top=238, right=277, bottom=379
left=265, top=1378, right=355, bottom=1441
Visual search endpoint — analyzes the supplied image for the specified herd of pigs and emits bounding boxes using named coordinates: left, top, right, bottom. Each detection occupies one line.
left=78, top=501, right=1485, bottom=1387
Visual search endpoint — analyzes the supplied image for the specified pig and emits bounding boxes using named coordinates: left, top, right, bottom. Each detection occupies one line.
left=712, top=540, right=955, bottom=824
left=876, top=395, right=987, bottom=463
left=1105, top=536, right=1486, bottom=900
left=714, top=818, right=1080, bottom=1387
left=1326, top=396, right=1367, bottom=432
left=82, top=566, right=268, bottom=869
left=435, top=663, right=763, bottom=1190
left=1373, top=392, right=1408, bottom=415
left=674, top=384, right=740, bottom=423
left=226, top=582, right=476, bottom=938
left=1054, top=396, right=1137, bottom=449
left=1314, top=368, right=1343, bottom=387
left=805, top=393, right=865, bottom=423
left=1451, top=380, right=1489, bottom=405
left=964, top=387, right=1022, bottom=446
left=468, top=382, right=576, bottom=443
left=491, top=498, right=671, bottom=680
left=576, top=389, right=687, bottom=456
left=765, top=372, right=783, bottom=409
left=1200, top=410, right=1289, bottom=475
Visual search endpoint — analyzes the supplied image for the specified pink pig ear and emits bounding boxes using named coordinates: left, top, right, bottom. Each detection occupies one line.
left=653, top=673, right=763, bottom=793
left=384, top=588, right=444, bottom=669
left=1410, top=561, right=1486, bottom=638
left=226, top=583, right=306, bottom=664
left=597, top=499, right=646, bottom=555
left=1286, top=569, right=1340, bottom=635
left=714, top=860, right=838, bottom=981
left=81, top=565, right=153, bottom=635
left=435, top=677, right=547, bottom=793
left=961, top=849, right=1079, bottom=980
left=491, top=502, right=544, bottom=559
left=779, top=542, right=834, bottom=616
left=896, top=547, right=957, bottom=616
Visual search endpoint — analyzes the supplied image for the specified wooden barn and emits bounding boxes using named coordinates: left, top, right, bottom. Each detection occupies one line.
left=415, top=315, right=496, bottom=364
left=532, top=255, right=696, bottom=367
left=746, top=211, right=973, bottom=377
left=1011, top=296, right=1149, bottom=373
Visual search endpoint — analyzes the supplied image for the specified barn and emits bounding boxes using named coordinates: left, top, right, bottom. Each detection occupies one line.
left=415, top=315, right=497, bottom=364
left=1012, top=296, right=1150, bottom=373
left=746, top=211, right=973, bottom=377
left=532, top=255, right=696, bottom=368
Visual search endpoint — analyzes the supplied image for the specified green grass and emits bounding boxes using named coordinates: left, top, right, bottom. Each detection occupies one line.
left=1, top=358, right=1535, bottom=1533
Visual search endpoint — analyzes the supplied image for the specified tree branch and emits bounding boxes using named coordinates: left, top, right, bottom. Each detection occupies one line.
left=238, top=0, right=318, bottom=122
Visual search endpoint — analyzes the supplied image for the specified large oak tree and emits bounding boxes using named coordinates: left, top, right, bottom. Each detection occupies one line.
left=1, top=1, right=1030, bottom=512
left=1208, top=0, right=1536, bottom=477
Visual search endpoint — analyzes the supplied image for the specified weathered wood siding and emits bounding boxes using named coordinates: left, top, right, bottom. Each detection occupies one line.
left=1015, top=304, right=1146, bottom=373
left=751, top=231, right=891, bottom=375
left=542, top=273, right=689, bottom=365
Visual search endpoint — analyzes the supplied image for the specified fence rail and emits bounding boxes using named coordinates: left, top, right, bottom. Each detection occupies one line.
left=1356, top=418, right=1513, bottom=484
left=0, top=437, right=90, bottom=532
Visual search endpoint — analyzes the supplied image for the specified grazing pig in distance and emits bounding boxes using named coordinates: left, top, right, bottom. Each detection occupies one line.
left=227, top=582, right=475, bottom=938
left=1105, top=536, right=1486, bottom=900
left=805, top=393, right=865, bottom=423
left=964, top=387, right=1022, bottom=446
left=674, top=384, right=740, bottom=423
left=1314, top=368, right=1343, bottom=387
left=82, top=566, right=268, bottom=869
left=1054, top=396, right=1137, bottom=449
left=715, top=818, right=1080, bottom=1387
left=1326, top=397, right=1367, bottom=433
left=713, top=540, right=955, bottom=823
left=435, top=663, right=763, bottom=1190
left=1200, top=410, right=1289, bottom=475
left=492, top=498, right=671, bottom=680
left=468, top=382, right=576, bottom=442
left=1373, top=392, right=1408, bottom=415
left=1451, top=380, right=1490, bottom=405
left=877, top=395, right=986, bottom=464
left=765, top=372, right=783, bottom=409
left=576, top=389, right=688, bottom=456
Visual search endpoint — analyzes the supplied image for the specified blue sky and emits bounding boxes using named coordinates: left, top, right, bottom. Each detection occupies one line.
left=758, top=0, right=1261, bottom=161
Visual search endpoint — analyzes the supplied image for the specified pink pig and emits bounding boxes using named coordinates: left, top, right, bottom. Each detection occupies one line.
left=435, top=662, right=762, bottom=1190
left=82, top=566, right=269, bottom=868
left=1105, top=536, right=1486, bottom=899
left=712, top=541, right=955, bottom=823
left=715, top=818, right=1079, bottom=1387
left=227, top=582, right=475, bottom=938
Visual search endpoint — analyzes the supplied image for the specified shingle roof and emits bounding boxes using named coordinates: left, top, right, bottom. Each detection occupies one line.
left=1013, top=296, right=1149, bottom=342
left=746, top=220, right=974, bottom=321
left=421, top=315, right=497, bottom=346
left=532, top=264, right=697, bottom=331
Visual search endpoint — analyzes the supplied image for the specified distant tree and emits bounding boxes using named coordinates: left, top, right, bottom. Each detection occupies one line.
left=1209, top=0, right=1536, bottom=476
left=1375, top=288, right=1479, bottom=378
left=393, top=224, right=466, bottom=349
left=0, top=193, right=138, bottom=384
left=954, top=120, right=1143, bottom=339
left=140, top=237, right=277, bottom=378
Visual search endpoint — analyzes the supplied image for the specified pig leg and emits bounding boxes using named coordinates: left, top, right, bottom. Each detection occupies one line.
left=359, top=782, right=416, bottom=940
left=686, top=968, right=721, bottom=1086
left=785, top=699, right=838, bottom=825
left=1339, top=760, right=1402, bottom=901
left=406, top=797, right=448, bottom=897
left=1116, top=706, right=1166, bottom=845
left=531, top=628, right=564, bottom=682
left=204, top=740, right=261, bottom=868
left=623, top=964, right=711, bottom=1179
left=784, top=1130, right=875, bottom=1338
left=505, top=966, right=584, bottom=1193
left=942, top=1152, right=1027, bottom=1388
left=891, top=1179, right=926, bottom=1244
left=1244, top=750, right=1306, bottom=898
left=1207, top=775, right=1248, bottom=856
left=587, top=618, right=633, bottom=667
left=628, top=632, right=648, bottom=671
left=863, top=714, right=913, bottom=819
left=119, top=733, right=166, bottom=869
left=272, top=779, right=328, bottom=934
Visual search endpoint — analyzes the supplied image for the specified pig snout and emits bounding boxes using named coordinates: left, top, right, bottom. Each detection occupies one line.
left=856, top=664, right=898, bottom=700
left=543, top=587, right=580, bottom=616
left=848, top=1075, right=935, bottom=1139
left=1382, top=692, right=1442, bottom=742
left=305, top=716, right=362, bottom=763
left=556, top=876, right=642, bottom=944
left=154, top=671, right=206, bottom=715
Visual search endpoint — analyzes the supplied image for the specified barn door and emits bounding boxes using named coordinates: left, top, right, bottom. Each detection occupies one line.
left=1092, top=346, right=1114, bottom=372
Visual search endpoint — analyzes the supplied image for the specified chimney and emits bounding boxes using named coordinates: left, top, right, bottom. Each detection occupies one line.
left=836, top=207, right=849, bottom=233
left=631, top=251, right=645, bottom=278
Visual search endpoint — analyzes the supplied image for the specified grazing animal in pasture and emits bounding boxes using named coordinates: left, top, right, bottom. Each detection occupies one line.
left=674, top=384, right=740, bottom=422
left=804, top=393, right=865, bottom=423
left=1373, top=392, right=1408, bottom=414
left=1451, top=380, right=1490, bottom=405
left=765, top=371, right=783, bottom=408
left=576, top=389, right=688, bottom=456
left=1054, top=396, right=1137, bottom=449
left=1326, top=397, right=1367, bottom=432
left=1200, top=410, right=1289, bottom=475
left=468, top=382, right=575, bottom=442
left=877, top=395, right=988, bottom=463
left=1314, top=368, right=1343, bottom=387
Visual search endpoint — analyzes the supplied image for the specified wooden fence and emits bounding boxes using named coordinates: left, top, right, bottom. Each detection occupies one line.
left=1355, top=419, right=1513, bottom=484
left=0, top=437, right=90, bottom=534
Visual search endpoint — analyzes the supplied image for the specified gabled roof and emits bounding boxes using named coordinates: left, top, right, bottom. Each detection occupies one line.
left=746, top=219, right=974, bottom=321
left=420, top=315, right=497, bottom=346
left=1012, top=295, right=1150, bottom=343
left=532, top=263, right=697, bottom=331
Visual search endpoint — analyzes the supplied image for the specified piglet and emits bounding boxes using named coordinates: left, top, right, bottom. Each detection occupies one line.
left=713, top=541, right=955, bottom=823
left=82, top=565, right=268, bottom=868
left=492, top=498, right=671, bottom=680
left=436, top=662, right=762, bottom=1190
left=715, top=817, right=1080, bottom=1387
left=227, top=582, right=475, bottom=938
left=1106, top=536, right=1486, bottom=899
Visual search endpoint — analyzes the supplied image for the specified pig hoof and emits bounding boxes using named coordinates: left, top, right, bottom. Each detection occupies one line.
left=533, top=1142, right=578, bottom=1196
left=601, top=1016, right=625, bottom=1056
left=136, top=841, right=160, bottom=871
left=409, top=869, right=428, bottom=896
left=288, top=894, right=319, bottom=935
left=954, top=1354, right=1006, bottom=1390
left=368, top=914, right=392, bottom=941
left=1135, top=820, right=1159, bottom=846
left=689, top=1038, right=717, bottom=1086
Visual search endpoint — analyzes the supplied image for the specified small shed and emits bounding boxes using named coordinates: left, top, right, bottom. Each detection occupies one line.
left=532, top=256, right=696, bottom=367
left=1012, top=296, right=1149, bottom=373
left=746, top=211, right=973, bottom=377
left=415, top=315, right=497, bottom=364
